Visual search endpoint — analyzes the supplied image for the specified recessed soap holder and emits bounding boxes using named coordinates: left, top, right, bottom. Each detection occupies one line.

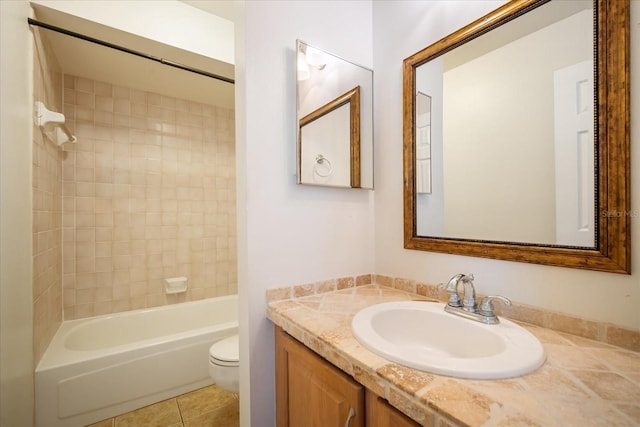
left=165, top=277, right=188, bottom=294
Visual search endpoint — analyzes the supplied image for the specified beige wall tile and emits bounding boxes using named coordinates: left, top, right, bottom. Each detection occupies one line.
left=62, top=74, right=237, bottom=320
left=33, top=27, right=64, bottom=365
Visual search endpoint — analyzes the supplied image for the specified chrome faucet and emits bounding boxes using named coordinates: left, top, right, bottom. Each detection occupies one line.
left=438, top=274, right=511, bottom=324
left=459, top=274, right=476, bottom=312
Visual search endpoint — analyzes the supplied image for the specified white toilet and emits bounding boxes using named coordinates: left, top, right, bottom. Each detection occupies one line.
left=208, top=334, right=239, bottom=393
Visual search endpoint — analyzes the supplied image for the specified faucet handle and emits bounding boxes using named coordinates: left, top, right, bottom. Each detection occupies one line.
left=478, top=295, right=512, bottom=316
left=438, top=275, right=462, bottom=307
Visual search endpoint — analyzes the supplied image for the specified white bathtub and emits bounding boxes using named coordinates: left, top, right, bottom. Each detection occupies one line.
left=35, top=295, right=238, bottom=427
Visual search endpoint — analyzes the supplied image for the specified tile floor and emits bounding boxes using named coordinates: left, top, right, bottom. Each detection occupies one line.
left=86, top=385, right=239, bottom=427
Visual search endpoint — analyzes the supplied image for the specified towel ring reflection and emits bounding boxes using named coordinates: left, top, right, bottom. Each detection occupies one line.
left=314, top=154, right=333, bottom=177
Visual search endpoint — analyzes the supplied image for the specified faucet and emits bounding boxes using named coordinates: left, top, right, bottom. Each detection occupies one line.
left=458, top=274, right=476, bottom=312
left=438, top=274, right=511, bottom=324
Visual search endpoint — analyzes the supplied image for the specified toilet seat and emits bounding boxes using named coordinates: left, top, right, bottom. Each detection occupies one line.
left=209, top=334, right=239, bottom=367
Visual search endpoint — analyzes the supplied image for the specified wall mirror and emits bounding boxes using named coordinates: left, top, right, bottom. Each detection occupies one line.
left=403, top=0, right=630, bottom=273
left=297, top=40, right=373, bottom=188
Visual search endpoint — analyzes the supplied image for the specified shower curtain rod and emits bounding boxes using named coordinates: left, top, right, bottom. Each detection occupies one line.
left=27, top=18, right=235, bottom=85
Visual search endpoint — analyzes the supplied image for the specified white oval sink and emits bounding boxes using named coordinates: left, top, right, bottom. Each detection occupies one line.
left=351, top=301, right=545, bottom=379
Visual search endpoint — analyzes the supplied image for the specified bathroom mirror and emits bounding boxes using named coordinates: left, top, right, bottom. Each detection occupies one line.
left=403, top=0, right=630, bottom=273
left=296, top=40, right=373, bottom=189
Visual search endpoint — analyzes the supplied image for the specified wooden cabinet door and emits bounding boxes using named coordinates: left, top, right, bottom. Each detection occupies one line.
left=365, top=390, right=420, bottom=427
left=275, top=326, right=364, bottom=427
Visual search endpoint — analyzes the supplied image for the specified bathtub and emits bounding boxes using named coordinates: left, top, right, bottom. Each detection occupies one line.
left=35, top=294, right=238, bottom=427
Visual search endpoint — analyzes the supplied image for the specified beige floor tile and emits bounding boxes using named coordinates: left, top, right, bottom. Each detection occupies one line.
left=92, top=385, right=239, bottom=427
left=183, top=398, right=239, bottom=427
left=114, top=398, right=182, bottom=427
left=176, top=385, right=237, bottom=420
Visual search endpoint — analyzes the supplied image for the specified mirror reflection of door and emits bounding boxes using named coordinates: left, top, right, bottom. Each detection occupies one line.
left=415, top=92, right=432, bottom=194
left=553, top=60, right=594, bottom=247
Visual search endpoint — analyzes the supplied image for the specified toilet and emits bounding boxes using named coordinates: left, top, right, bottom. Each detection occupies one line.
left=208, top=334, right=239, bottom=393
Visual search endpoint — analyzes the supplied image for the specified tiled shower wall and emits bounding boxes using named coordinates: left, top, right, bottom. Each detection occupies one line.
left=32, top=26, right=64, bottom=363
left=61, top=74, right=237, bottom=320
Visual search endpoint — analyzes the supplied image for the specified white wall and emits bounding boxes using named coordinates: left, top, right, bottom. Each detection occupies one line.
left=237, top=1, right=375, bottom=425
left=30, top=1, right=234, bottom=109
left=373, top=0, right=640, bottom=330
left=31, top=0, right=234, bottom=65
left=0, top=2, right=35, bottom=426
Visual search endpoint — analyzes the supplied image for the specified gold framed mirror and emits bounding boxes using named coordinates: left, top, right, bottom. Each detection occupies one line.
left=299, top=87, right=361, bottom=188
left=403, top=0, right=630, bottom=273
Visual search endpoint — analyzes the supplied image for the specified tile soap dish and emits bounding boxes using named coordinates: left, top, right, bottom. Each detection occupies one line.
left=165, top=277, right=188, bottom=294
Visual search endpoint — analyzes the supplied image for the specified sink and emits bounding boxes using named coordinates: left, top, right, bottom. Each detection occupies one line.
left=351, top=301, right=545, bottom=379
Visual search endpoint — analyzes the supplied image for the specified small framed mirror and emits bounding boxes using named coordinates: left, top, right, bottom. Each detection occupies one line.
left=296, top=40, right=373, bottom=188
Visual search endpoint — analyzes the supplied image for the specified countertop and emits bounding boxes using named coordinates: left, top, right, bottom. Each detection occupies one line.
left=267, top=284, right=640, bottom=426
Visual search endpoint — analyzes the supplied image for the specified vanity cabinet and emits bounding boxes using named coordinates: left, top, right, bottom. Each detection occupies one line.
left=275, top=326, right=419, bottom=427
left=366, top=391, right=420, bottom=427
left=275, top=326, right=364, bottom=427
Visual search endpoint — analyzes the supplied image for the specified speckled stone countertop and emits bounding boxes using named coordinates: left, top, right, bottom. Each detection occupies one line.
left=266, top=284, right=640, bottom=427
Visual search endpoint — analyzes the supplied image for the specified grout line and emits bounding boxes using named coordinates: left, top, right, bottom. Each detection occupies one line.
left=173, top=397, right=185, bottom=426
left=176, top=396, right=185, bottom=425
